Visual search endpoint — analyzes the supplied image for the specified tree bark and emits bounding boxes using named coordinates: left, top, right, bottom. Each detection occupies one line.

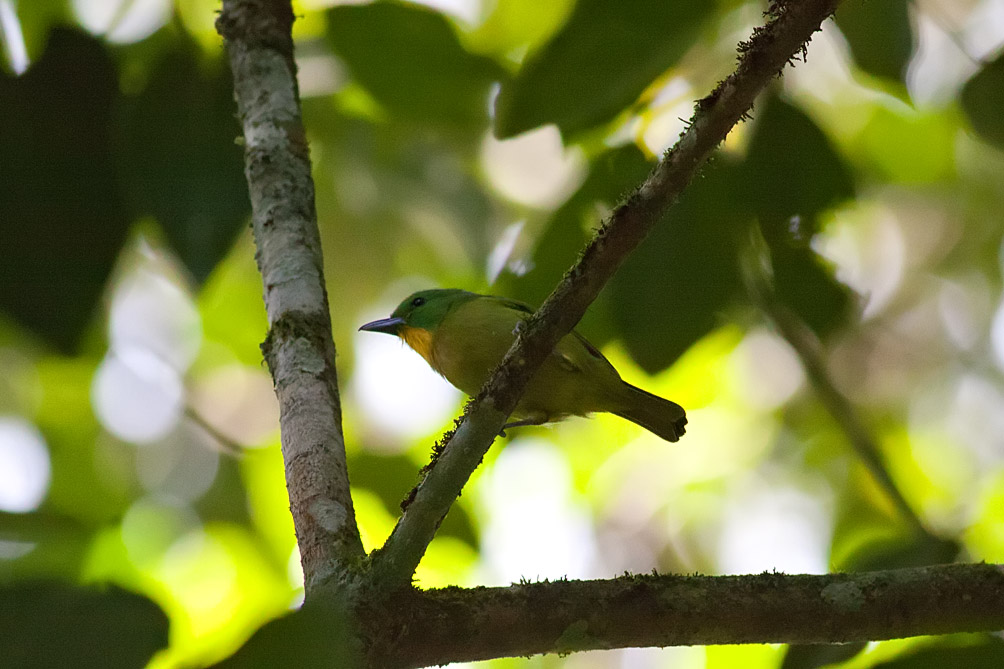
left=216, top=0, right=365, bottom=595
left=363, top=563, right=1004, bottom=667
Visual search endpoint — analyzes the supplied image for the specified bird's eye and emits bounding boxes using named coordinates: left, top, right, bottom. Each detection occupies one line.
left=411, top=296, right=426, bottom=308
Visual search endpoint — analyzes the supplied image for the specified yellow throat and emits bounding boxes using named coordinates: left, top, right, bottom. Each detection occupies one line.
left=399, top=326, right=436, bottom=367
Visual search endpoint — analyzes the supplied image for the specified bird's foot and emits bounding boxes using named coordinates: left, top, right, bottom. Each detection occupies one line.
left=499, top=415, right=549, bottom=439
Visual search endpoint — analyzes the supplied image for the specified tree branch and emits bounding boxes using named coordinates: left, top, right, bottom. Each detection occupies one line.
left=372, top=0, right=844, bottom=588
left=216, top=0, right=365, bottom=594
left=364, top=563, right=1004, bottom=668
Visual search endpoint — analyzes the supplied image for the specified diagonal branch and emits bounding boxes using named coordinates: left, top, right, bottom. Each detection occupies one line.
left=217, top=0, right=365, bottom=594
left=756, top=287, right=935, bottom=537
left=363, top=563, right=1004, bottom=667
left=372, top=0, right=844, bottom=587
left=740, top=231, right=940, bottom=542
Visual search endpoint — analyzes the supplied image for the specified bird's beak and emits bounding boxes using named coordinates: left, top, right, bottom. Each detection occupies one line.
left=358, top=316, right=406, bottom=335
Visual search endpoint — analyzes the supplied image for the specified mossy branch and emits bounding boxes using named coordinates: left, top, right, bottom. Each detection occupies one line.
left=362, top=563, right=1004, bottom=667
left=373, top=0, right=844, bottom=589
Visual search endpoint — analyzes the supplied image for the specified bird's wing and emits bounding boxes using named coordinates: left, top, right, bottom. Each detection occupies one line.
left=493, top=296, right=534, bottom=316
left=490, top=296, right=612, bottom=374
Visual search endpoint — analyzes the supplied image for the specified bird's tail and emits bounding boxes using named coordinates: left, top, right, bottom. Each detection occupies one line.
left=612, top=382, right=687, bottom=443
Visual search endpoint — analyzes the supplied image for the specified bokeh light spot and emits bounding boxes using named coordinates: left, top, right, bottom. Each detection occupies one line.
left=478, top=438, right=599, bottom=585
left=72, top=0, right=171, bottom=43
left=481, top=125, right=586, bottom=209
left=0, top=417, right=51, bottom=513
left=92, top=348, right=184, bottom=444
left=352, top=312, right=461, bottom=442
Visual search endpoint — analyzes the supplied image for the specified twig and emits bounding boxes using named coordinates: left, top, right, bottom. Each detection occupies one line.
left=216, top=0, right=365, bottom=594
left=742, top=234, right=936, bottom=540
left=372, top=0, right=845, bottom=588
left=183, top=406, right=244, bottom=456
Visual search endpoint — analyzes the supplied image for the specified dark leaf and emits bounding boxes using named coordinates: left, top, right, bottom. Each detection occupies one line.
left=961, top=53, right=1004, bottom=149
left=117, top=44, right=249, bottom=283
left=839, top=532, right=960, bottom=573
left=12, top=0, right=71, bottom=64
left=835, top=0, right=914, bottom=86
left=326, top=1, right=506, bottom=131
left=742, top=97, right=856, bottom=336
left=782, top=642, right=867, bottom=669
left=874, top=637, right=1004, bottom=669
left=830, top=477, right=960, bottom=574
left=0, top=582, right=169, bottom=669
left=610, top=159, right=746, bottom=373
left=494, top=0, right=712, bottom=138
left=764, top=237, right=855, bottom=339
left=0, top=27, right=129, bottom=352
left=211, top=602, right=358, bottom=668
left=742, top=96, right=855, bottom=235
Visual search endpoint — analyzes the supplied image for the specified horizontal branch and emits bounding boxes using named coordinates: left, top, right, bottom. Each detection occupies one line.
left=365, top=563, right=1004, bottom=668
left=372, top=0, right=843, bottom=587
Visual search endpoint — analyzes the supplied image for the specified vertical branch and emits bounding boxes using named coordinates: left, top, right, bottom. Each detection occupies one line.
left=216, top=0, right=365, bottom=594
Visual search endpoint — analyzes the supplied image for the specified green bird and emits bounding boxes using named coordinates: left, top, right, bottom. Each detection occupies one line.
left=359, top=289, right=687, bottom=442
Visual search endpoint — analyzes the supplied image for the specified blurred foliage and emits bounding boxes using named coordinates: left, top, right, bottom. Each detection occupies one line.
left=1, top=0, right=1003, bottom=667
left=493, top=0, right=714, bottom=138
left=0, top=27, right=128, bottom=352
left=326, top=2, right=507, bottom=132
left=961, top=52, right=1004, bottom=149
left=117, top=43, right=249, bottom=283
left=833, top=0, right=913, bottom=89
left=1, top=582, right=169, bottom=667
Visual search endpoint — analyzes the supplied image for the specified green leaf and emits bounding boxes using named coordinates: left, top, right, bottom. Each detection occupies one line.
left=196, top=456, right=253, bottom=526
left=839, top=533, right=960, bottom=573
left=494, top=144, right=654, bottom=349
left=494, top=0, right=712, bottom=138
left=874, top=638, right=1004, bottom=669
left=765, top=238, right=855, bottom=339
left=855, top=105, right=956, bottom=184
left=117, top=44, right=249, bottom=283
left=742, top=97, right=856, bottom=337
left=782, top=642, right=868, bottom=669
left=742, top=97, right=855, bottom=234
left=1, top=582, right=169, bottom=668
left=610, top=159, right=746, bottom=373
left=470, top=0, right=576, bottom=59
left=12, top=0, right=72, bottom=65
left=326, top=1, right=506, bottom=131
left=0, top=27, right=129, bottom=352
left=212, top=602, right=360, bottom=668
left=835, top=0, right=914, bottom=86
left=961, top=53, right=1004, bottom=149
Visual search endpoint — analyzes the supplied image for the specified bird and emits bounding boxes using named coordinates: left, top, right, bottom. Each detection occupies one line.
left=359, top=289, right=687, bottom=442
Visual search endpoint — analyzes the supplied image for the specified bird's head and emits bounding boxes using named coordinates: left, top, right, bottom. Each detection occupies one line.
left=359, top=288, right=474, bottom=336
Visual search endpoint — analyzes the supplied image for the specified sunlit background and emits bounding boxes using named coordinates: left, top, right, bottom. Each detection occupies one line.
left=2, top=0, right=1004, bottom=667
